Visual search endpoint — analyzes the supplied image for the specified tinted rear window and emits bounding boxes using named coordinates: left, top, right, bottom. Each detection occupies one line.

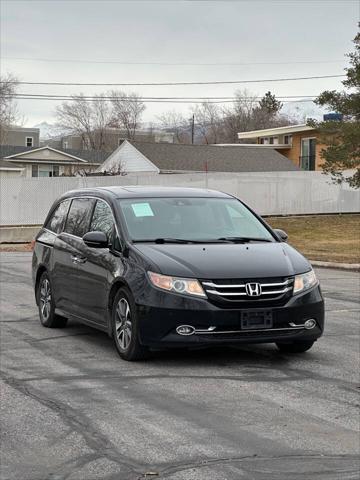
left=64, top=198, right=94, bottom=237
left=45, top=199, right=70, bottom=234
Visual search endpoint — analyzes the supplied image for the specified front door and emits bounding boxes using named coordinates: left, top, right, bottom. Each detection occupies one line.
left=73, top=199, right=125, bottom=325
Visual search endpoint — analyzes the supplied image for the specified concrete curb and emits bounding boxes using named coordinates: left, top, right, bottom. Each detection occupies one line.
left=0, top=225, right=40, bottom=243
left=311, top=260, right=360, bottom=271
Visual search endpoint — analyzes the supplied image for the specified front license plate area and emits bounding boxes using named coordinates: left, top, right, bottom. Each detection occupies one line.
left=241, top=310, right=273, bottom=330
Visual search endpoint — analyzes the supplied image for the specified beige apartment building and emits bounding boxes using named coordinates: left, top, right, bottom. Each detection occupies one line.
left=237, top=124, right=327, bottom=171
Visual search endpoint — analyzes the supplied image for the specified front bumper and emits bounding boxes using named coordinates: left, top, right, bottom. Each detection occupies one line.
left=136, top=285, right=325, bottom=348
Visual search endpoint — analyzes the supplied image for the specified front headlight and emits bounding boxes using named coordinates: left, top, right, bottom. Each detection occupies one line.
left=293, top=269, right=318, bottom=294
left=148, top=271, right=206, bottom=298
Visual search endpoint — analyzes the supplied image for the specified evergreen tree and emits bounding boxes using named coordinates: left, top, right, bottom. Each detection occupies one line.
left=258, top=91, right=283, bottom=115
left=309, top=29, right=360, bottom=188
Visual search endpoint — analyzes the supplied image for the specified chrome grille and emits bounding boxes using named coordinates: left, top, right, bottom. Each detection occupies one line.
left=202, top=277, right=294, bottom=303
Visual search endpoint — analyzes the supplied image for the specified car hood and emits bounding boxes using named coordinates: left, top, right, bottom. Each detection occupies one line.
left=133, top=242, right=311, bottom=279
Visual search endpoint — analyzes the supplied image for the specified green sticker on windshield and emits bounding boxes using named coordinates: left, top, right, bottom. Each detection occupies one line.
left=131, top=202, right=154, bottom=217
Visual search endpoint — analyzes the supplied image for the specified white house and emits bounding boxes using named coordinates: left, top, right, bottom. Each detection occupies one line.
left=0, top=145, right=110, bottom=178
left=0, top=159, right=25, bottom=178
left=96, top=139, right=299, bottom=174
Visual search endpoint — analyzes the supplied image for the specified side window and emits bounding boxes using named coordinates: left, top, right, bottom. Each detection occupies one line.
left=90, top=200, right=115, bottom=243
left=64, top=198, right=94, bottom=237
left=45, top=199, right=71, bottom=234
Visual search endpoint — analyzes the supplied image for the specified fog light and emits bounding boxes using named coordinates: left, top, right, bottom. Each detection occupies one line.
left=304, top=319, right=316, bottom=330
left=176, top=325, right=195, bottom=336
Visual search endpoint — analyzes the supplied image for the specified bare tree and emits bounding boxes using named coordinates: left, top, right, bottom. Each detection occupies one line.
left=222, top=89, right=259, bottom=143
left=157, top=110, right=190, bottom=143
left=221, top=89, right=293, bottom=143
left=93, top=94, right=113, bottom=149
left=158, top=91, right=290, bottom=145
left=191, top=102, right=224, bottom=144
left=57, top=95, right=95, bottom=149
left=107, top=159, right=126, bottom=175
left=56, top=94, right=112, bottom=150
left=109, top=91, right=145, bottom=140
left=0, top=74, right=21, bottom=144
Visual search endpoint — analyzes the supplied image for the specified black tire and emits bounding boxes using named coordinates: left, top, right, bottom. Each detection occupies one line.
left=111, top=287, right=149, bottom=361
left=37, top=272, right=68, bottom=328
left=276, top=340, right=315, bottom=353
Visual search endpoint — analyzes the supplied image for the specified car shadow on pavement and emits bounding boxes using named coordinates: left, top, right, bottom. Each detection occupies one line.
left=64, top=318, right=314, bottom=372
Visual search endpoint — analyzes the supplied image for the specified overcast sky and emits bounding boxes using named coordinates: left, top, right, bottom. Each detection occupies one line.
left=1, top=0, right=359, bottom=127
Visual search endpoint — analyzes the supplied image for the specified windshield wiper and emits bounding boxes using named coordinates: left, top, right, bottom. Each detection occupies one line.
left=155, top=238, right=200, bottom=244
left=217, top=236, right=273, bottom=243
left=133, top=238, right=228, bottom=244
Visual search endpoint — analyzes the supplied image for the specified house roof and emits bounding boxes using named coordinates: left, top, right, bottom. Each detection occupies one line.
left=128, top=141, right=299, bottom=172
left=0, top=145, right=110, bottom=164
left=237, top=124, right=315, bottom=139
left=4, top=126, right=40, bottom=133
left=0, top=159, right=24, bottom=170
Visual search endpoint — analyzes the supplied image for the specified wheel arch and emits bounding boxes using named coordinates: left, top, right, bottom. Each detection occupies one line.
left=107, top=279, right=132, bottom=337
left=34, top=265, right=48, bottom=305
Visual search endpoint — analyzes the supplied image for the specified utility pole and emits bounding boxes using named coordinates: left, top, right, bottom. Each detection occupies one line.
left=191, top=114, right=195, bottom=144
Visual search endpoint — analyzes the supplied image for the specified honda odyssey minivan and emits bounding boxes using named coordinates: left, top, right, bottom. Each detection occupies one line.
left=32, top=186, right=324, bottom=361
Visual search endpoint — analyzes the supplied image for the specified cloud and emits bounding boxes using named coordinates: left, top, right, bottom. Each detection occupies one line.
left=1, top=0, right=357, bottom=125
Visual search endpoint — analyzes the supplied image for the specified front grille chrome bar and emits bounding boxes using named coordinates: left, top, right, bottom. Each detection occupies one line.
left=202, top=277, right=294, bottom=301
left=202, top=279, right=292, bottom=289
left=206, top=289, right=247, bottom=296
left=205, top=286, right=292, bottom=297
left=260, top=286, right=293, bottom=295
left=194, top=325, right=305, bottom=335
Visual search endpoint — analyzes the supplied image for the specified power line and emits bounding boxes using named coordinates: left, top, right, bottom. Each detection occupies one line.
left=8, top=95, right=318, bottom=104
left=4, top=74, right=345, bottom=87
left=2, top=56, right=344, bottom=66
left=11, top=93, right=318, bottom=100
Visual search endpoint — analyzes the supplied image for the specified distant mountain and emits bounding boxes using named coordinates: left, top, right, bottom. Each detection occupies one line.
left=33, top=122, right=67, bottom=140
left=281, top=101, right=328, bottom=122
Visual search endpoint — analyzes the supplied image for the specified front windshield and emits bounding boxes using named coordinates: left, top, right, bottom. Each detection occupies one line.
left=118, top=197, right=274, bottom=242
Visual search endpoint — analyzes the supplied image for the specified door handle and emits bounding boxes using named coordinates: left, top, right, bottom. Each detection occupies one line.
left=71, top=255, right=87, bottom=264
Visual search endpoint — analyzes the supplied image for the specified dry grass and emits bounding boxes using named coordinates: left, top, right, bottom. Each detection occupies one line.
left=267, top=214, right=360, bottom=264
left=0, top=243, right=32, bottom=252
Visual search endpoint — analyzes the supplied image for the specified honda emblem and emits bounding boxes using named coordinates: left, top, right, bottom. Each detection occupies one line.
left=245, top=283, right=262, bottom=297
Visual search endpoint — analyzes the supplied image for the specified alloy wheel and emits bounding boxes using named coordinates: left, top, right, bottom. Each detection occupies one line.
left=40, top=278, right=51, bottom=321
left=115, top=298, right=132, bottom=350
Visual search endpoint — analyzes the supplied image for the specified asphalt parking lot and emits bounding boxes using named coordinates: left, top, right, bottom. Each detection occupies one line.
left=0, top=252, right=359, bottom=480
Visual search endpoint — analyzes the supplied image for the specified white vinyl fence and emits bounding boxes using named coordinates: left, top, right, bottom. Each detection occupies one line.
left=1, top=171, right=359, bottom=226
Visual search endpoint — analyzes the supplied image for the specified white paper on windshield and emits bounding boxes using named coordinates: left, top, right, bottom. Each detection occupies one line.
left=131, top=203, right=154, bottom=217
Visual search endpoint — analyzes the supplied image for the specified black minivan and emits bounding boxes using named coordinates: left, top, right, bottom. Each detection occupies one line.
left=32, top=186, right=324, bottom=361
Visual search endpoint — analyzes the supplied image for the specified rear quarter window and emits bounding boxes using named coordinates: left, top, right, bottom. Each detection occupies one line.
left=64, top=198, right=95, bottom=237
left=45, top=199, right=71, bottom=234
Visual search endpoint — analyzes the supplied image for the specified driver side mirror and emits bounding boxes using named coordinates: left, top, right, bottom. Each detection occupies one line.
left=83, top=231, right=109, bottom=248
left=273, top=228, right=288, bottom=242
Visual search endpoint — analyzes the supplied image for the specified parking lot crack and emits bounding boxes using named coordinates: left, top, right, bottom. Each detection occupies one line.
left=0, top=370, right=145, bottom=478
left=155, top=453, right=360, bottom=478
